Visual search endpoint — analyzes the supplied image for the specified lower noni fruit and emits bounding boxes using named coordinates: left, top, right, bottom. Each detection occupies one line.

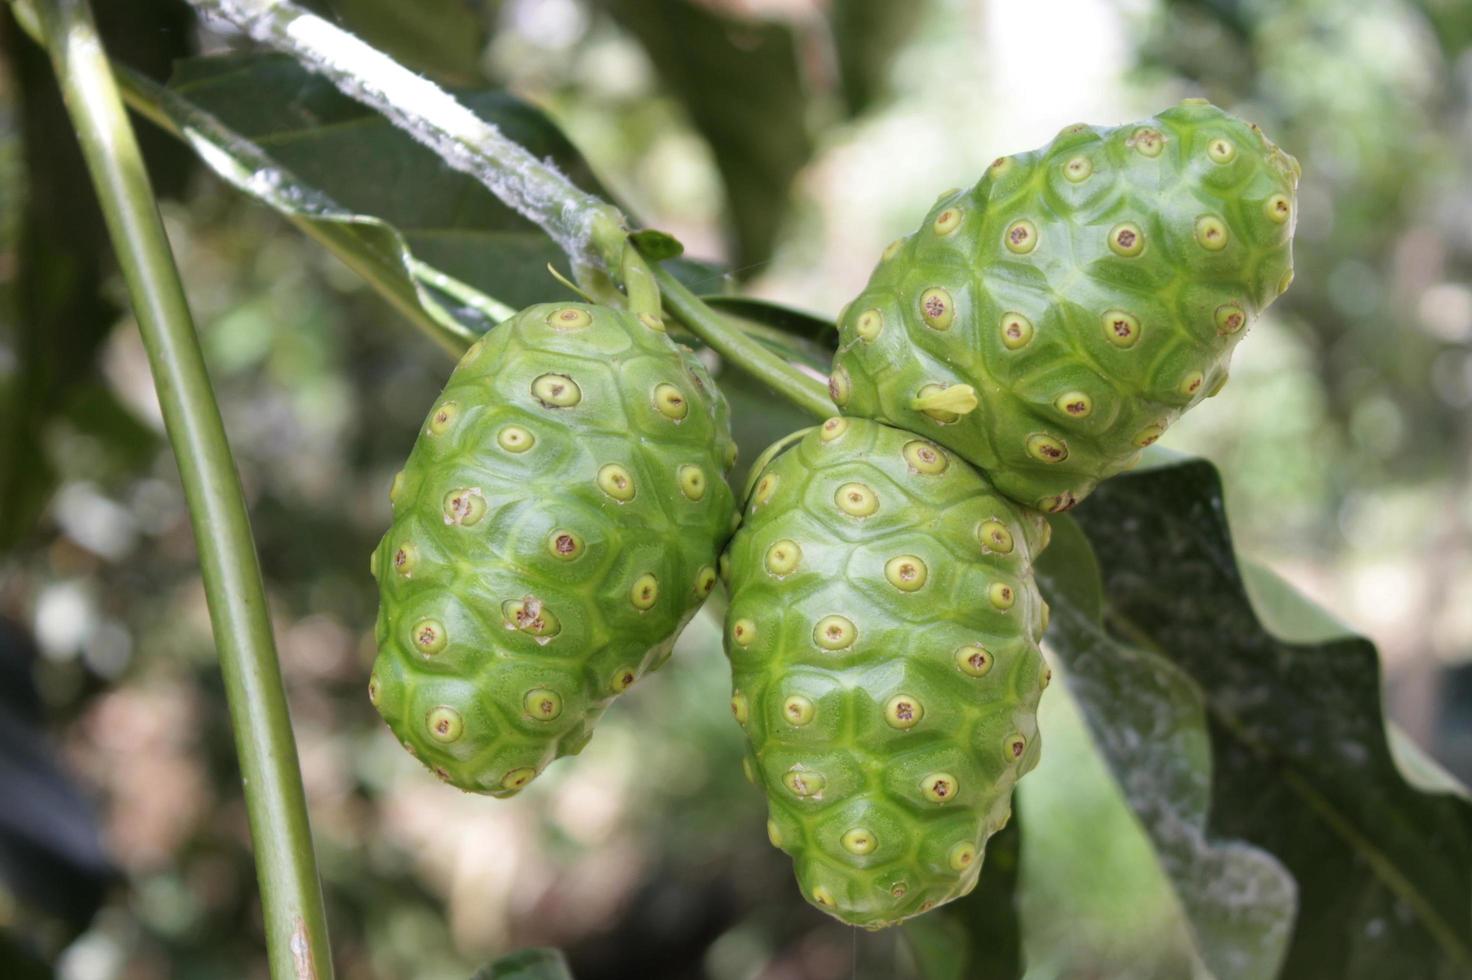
left=371, top=302, right=736, bottom=796
left=723, top=417, right=1050, bottom=926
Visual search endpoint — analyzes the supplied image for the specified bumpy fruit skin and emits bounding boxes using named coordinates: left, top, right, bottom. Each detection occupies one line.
left=724, top=418, right=1050, bottom=926
left=370, top=303, right=736, bottom=796
left=831, top=100, right=1300, bottom=512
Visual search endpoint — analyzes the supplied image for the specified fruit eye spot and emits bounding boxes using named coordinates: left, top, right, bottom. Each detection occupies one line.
left=920, top=287, right=954, bottom=330
left=813, top=615, right=857, bottom=650
left=783, top=768, right=825, bottom=798
left=426, top=706, right=463, bottom=743
left=1130, top=128, right=1164, bottom=157
left=630, top=573, right=660, bottom=610
left=1215, top=304, right=1247, bottom=334
left=835, top=482, right=879, bottom=517
left=1194, top=215, right=1230, bottom=251
left=1000, top=312, right=1034, bottom=350
left=828, top=368, right=852, bottom=406
left=783, top=695, right=815, bottom=726
left=977, top=520, right=1014, bottom=554
left=820, top=417, right=849, bottom=442
left=921, top=772, right=957, bottom=803
left=442, top=488, right=487, bottom=527
left=1101, top=310, right=1142, bottom=348
left=884, top=694, right=923, bottom=730
left=1026, top=433, right=1069, bottom=463
left=498, top=425, right=535, bottom=452
left=884, top=555, right=928, bottom=592
left=1004, top=220, right=1038, bottom=254
left=532, top=373, right=582, bottom=407
left=597, top=464, right=636, bottom=502
left=523, top=689, right=563, bottom=720
left=547, top=307, right=593, bottom=329
left=989, top=582, right=1016, bottom=610
left=654, top=383, right=689, bottom=420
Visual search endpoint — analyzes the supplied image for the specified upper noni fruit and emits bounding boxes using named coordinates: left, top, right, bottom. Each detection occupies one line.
left=829, top=99, right=1299, bottom=512
left=371, top=303, right=736, bottom=796
left=723, top=418, right=1050, bottom=927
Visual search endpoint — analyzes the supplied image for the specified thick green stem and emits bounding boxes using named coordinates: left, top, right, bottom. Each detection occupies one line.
left=648, top=258, right=835, bottom=420
left=32, top=2, right=333, bottom=977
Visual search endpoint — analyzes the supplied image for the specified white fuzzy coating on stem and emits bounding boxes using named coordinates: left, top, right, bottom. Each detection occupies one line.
left=189, top=0, right=615, bottom=266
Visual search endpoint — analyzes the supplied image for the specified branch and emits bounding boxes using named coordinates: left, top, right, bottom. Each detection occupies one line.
left=186, top=0, right=625, bottom=271
left=30, top=1, right=334, bottom=976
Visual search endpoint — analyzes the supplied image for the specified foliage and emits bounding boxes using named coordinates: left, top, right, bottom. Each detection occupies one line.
left=1, top=0, right=1469, bottom=978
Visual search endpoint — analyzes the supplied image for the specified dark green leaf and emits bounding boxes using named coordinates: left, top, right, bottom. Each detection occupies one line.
left=124, top=50, right=625, bottom=349
left=299, top=0, right=490, bottom=81
left=469, top=947, right=574, bottom=980
left=601, top=0, right=812, bottom=273
left=830, top=0, right=928, bottom=115
left=1036, top=454, right=1472, bottom=979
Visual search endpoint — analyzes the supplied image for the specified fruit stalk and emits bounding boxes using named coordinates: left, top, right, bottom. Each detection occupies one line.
left=649, top=258, right=836, bottom=421
left=31, top=1, right=334, bottom=975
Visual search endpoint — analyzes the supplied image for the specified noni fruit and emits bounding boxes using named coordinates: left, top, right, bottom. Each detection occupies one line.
left=829, top=99, right=1299, bottom=511
left=723, top=418, right=1050, bottom=926
left=371, top=303, right=737, bottom=796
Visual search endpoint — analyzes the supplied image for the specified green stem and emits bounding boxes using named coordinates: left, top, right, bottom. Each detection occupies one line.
left=32, top=2, right=333, bottom=977
left=648, top=258, right=835, bottom=420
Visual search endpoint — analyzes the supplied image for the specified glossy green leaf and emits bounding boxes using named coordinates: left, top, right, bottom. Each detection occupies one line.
left=163, top=51, right=611, bottom=316
left=128, top=51, right=728, bottom=355
left=1036, top=453, right=1472, bottom=979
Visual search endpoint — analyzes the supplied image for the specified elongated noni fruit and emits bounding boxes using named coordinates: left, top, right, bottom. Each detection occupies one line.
left=723, top=418, right=1050, bottom=926
left=829, top=99, right=1300, bottom=511
left=371, top=303, right=736, bottom=795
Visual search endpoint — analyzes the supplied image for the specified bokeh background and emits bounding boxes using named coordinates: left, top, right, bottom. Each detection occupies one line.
left=1, top=0, right=1470, bottom=977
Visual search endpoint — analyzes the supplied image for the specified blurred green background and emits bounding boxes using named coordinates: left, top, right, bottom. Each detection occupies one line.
left=1, top=0, right=1469, bottom=977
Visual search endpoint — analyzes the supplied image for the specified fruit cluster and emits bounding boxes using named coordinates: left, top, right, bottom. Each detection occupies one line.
left=371, top=101, right=1297, bottom=925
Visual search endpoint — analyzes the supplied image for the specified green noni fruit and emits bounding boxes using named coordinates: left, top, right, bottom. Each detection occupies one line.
left=370, top=303, right=736, bottom=796
left=723, top=417, right=1050, bottom=926
left=829, top=99, right=1300, bottom=512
